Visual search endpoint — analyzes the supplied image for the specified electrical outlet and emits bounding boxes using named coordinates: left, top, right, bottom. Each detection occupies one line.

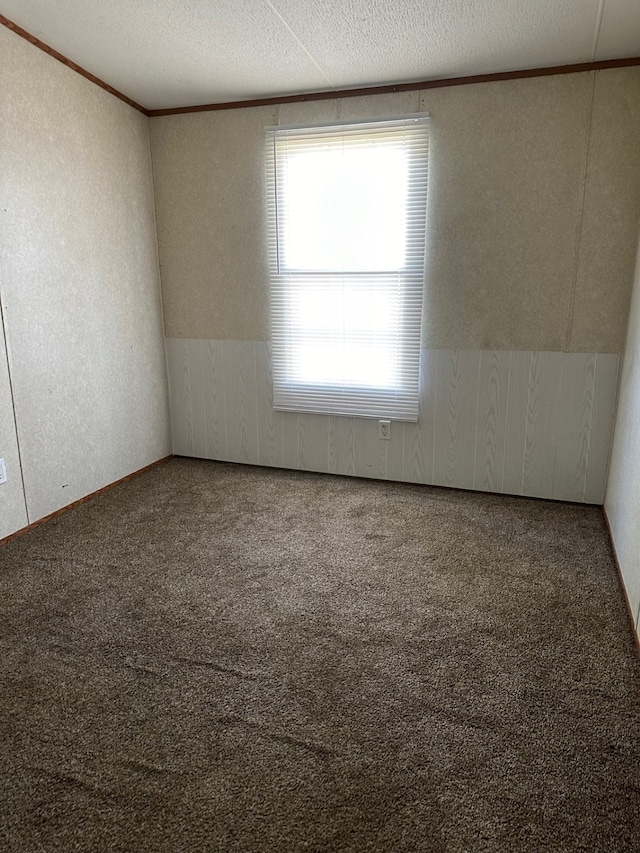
left=378, top=420, right=391, bottom=440
left=0, top=458, right=6, bottom=485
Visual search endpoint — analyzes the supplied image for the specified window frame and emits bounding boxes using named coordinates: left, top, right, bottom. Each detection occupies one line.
left=265, top=114, right=430, bottom=422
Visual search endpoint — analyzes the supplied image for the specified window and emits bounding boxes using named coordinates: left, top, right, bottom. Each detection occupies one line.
left=265, top=115, right=430, bottom=421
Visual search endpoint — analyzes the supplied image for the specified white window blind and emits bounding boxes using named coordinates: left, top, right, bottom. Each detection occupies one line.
left=265, top=115, right=429, bottom=422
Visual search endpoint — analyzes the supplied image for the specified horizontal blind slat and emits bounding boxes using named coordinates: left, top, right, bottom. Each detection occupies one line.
left=266, top=117, right=429, bottom=422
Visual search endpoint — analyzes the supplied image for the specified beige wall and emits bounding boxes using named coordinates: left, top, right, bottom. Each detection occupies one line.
left=605, top=236, right=640, bottom=637
left=0, top=26, right=170, bottom=532
left=152, top=68, right=640, bottom=505
left=150, top=68, right=640, bottom=353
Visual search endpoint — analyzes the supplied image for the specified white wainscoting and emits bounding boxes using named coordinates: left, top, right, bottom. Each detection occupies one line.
left=165, top=339, right=620, bottom=504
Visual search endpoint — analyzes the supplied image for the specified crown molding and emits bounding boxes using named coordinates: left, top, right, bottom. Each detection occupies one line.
left=2, top=13, right=639, bottom=119
left=0, top=14, right=148, bottom=114
left=148, top=56, right=640, bottom=116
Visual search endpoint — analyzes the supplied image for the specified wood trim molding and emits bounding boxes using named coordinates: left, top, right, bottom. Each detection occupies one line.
left=603, top=508, right=640, bottom=658
left=0, top=456, right=172, bottom=547
left=148, top=56, right=640, bottom=117
left=2, top=11, right=640, bottom=119
left=0, top=14, right=148, bottom=115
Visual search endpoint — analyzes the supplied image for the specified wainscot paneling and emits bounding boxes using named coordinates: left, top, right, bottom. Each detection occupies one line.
left=165, top=339, right=620, bottom=504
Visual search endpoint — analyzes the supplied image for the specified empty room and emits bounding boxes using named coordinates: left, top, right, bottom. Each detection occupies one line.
left=1, top=0, right=640, bottom=850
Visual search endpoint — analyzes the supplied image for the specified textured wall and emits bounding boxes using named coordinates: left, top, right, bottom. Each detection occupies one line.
left=151, top=105, right=277, bottom=342
left=572, top=68, right=640, bottom=353
left=605, top=238, right=640, bottom=636
left=0, top=26, right=171, bottom=529
left=151, top=69, right=640, bottom=352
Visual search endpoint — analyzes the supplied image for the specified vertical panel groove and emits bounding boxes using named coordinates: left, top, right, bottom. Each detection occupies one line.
left=582, top=354, right=597, bottom=502
left=167, top=339, right=618, bottom=504
left=471, top=352, right=483, bottom=489
left=221, top=341, right=229, bottom=458
left=500, top=351, right=514, bottom=492
left=201, top=342, right=208, bottom=458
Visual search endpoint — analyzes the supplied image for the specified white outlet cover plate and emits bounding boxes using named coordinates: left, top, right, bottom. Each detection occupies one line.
left=0, top=458, right=7, bottom=485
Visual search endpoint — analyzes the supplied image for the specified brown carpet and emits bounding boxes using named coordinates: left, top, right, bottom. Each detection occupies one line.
left=1, top=457, right=640, bottom=852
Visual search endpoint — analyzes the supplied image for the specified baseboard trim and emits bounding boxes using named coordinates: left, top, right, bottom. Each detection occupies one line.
left=603, top=507, right=640, bottom=657
left=0, top=455, right=173, bottom=547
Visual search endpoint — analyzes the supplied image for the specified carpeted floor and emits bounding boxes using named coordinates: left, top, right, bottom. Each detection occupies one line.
left=1, top=457, right=640, bottom=852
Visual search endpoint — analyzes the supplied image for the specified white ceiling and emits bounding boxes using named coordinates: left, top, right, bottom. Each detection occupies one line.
left=1, top=0, right=640, bottom=110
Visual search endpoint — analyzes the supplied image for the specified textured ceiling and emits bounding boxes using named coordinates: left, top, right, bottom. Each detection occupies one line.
left=1, top=0, right=640, bottom=109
